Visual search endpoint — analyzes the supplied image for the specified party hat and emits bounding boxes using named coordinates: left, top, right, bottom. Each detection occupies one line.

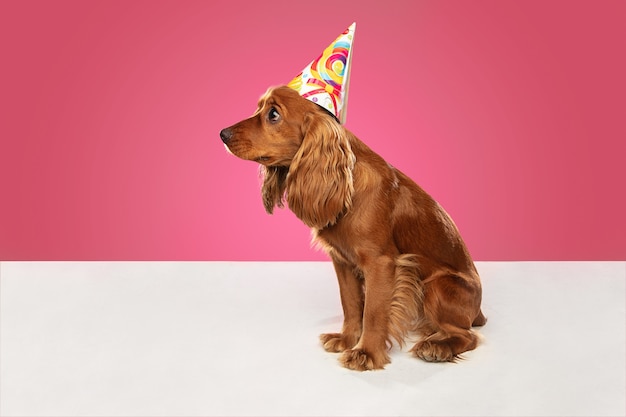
left=287, top=22, right=356, bottom=124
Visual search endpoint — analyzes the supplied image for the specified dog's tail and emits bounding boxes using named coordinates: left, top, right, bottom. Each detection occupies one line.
left=472, top=309, right=488, bottom=327
left=387, top=254, right=424, bottom=348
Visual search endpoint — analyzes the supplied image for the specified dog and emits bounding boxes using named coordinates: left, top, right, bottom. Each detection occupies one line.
left=220, top=86, right=486, bottom=370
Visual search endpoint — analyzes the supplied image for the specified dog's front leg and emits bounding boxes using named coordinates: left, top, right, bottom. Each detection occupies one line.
left=320, top=257, right=364, bottom=352
left=340, top=255, right=395, bottom=370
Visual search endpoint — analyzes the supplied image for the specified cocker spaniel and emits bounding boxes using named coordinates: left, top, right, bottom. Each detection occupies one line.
left=220, top=86, right=486, bottom=371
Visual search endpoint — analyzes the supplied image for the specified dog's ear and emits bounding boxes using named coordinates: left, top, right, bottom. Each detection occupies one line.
left=261, top=165, right=289, bottom=214
left=286, top=114, right=355, bottom=228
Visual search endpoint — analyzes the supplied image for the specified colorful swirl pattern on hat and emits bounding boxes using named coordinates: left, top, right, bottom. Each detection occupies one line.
left=287, top=23, right=355, bottom=124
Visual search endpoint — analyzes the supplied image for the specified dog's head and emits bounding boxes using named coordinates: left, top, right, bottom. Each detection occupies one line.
left=220, top=85, right=355, bottom=229
left=220, top=86, right=335, bottom=167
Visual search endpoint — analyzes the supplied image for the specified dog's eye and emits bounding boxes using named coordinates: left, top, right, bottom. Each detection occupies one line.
left=268, top=107, right=281, bottom=123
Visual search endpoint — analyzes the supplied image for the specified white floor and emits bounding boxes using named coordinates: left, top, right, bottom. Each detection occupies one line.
left=0, top=261, right=624, bottom=417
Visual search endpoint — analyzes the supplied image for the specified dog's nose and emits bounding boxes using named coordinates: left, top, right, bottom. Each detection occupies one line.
left=220, top=128, right=233, bottom=144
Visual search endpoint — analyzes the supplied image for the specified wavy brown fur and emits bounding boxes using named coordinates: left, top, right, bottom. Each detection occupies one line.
left=388, top=254, right=424, bottom=348
left=220, top=86, right=486, bottom=370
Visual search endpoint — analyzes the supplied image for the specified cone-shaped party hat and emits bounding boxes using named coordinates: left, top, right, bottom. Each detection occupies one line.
left=287, top=22, right=356, bottom=124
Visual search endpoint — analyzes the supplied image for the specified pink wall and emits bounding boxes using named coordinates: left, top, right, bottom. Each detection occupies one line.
left=1, top=0, right=624, bottom=261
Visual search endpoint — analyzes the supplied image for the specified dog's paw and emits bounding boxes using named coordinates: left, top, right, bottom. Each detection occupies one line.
left=411, top=340, right=456, bottom=362
left=340, top=348, right=389, bottom=371
left=320, top=333, right=351, bottom=352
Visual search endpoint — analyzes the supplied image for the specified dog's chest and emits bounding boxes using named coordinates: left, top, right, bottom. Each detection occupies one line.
left=311, top=227, right=356, bottom=265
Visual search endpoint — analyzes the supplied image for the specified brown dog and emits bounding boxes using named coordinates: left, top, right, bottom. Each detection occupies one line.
left=220, top=86, right=486, bottom=370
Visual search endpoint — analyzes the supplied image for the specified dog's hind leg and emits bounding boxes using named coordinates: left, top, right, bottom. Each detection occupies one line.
left=411, top=272, right=483, bottom=362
